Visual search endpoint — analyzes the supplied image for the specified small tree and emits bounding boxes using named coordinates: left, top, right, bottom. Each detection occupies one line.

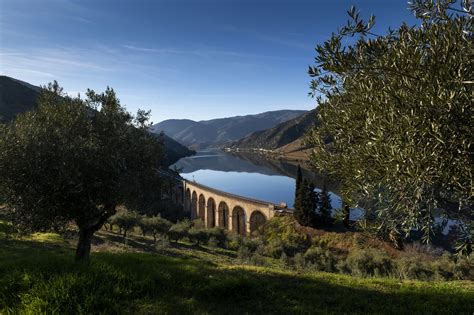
left=188, top=226, right=209, bottom=246
left=318, top=186, right=332, bottom=225
left=167, top=220, right=191, bottom=243
left=295, top=165, right=303, bottom=203
left=0, top=82, right=164, bottom=261
left=111, top=211, right=138, bottom=238
left=294, top=179, right=317, bottom=227
left=141, top=216, right=172, bottom=242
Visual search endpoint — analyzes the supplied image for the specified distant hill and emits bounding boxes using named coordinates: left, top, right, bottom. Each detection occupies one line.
left=151, top=110, right=307, bottom=150
left=0, top=75, right=192, bottom=165
left=0, top=76, right=40, bottom=122
left=229, top=109, right=318, bottom=156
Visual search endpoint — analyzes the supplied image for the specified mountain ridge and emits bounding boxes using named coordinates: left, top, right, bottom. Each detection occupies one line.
left=227, top=109, right=318, bottom=160
left=151, top=109, right=307, bottom=150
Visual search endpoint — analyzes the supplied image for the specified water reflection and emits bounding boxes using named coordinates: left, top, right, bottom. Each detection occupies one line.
left=172, top=151, right=362, bottom=217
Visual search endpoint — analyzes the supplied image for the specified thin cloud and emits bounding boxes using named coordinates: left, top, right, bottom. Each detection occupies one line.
left=223, top=25, right=313, bottom=50
left=122, top=44, right=292, bottom=60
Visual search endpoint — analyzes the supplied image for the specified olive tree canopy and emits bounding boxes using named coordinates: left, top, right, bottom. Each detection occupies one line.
left=307, top=0, right=473, bottom=253
left=0, top=82, right=164, bottom=261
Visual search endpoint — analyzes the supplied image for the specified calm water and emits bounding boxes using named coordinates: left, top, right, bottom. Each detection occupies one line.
left=172, top=150, right=349, bottom=213
left=172, top=150, right=455, bottom=231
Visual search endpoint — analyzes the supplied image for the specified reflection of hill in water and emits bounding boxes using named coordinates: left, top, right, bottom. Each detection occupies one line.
left=172, top=150, right=338, bottom=191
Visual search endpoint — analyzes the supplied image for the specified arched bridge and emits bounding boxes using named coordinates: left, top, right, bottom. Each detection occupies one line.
left=179, top=180, right=290, bottom=236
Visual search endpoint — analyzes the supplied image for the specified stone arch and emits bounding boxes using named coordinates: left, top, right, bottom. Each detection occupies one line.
left=232, top=206, right=246, bottom=236
left=191, top=191, right=198, bottom=219
left=249, top=210, right=267, bottom=234
left=206, top=197, right=216, bottom=228
left=198, top=194, right=206, bottom=221
left=185, top=188, right=191, bottom=213
left=218, top=201, right=229, bottom=229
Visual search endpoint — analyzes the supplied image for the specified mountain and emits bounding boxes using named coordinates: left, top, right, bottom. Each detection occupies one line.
left=0, top=76, right=40, bottom=122
left=228, top=109, right=318, bottom=157
left=151, top=110, right=307, bottom=149
left=0, top=75, right=193, bottom=165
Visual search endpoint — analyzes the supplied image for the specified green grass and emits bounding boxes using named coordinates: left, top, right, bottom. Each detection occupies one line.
left=0, top=228, right=473, bottom=314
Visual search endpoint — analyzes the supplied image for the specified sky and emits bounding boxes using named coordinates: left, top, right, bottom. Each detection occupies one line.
left=0, top=0, right=417, bottom=123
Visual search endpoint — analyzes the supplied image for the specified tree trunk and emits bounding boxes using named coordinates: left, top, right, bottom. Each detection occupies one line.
left=75, top=203, right=117, bottom=262
left=75, top=228, right=94, bottom=262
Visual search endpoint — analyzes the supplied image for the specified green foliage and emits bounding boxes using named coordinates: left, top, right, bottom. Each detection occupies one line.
left=0, top=82, right=164, bottom=261
left=303, top=245, right=338, bottom=272
left=109, top=211, right=139, bottom=238
left=317, top=186, right=332, bottom=225
left=307, top=1, right=473, bottom=250
left=262, top=216, right=310, bottom=256
left=294, top=179, right=318, bottom=227
left=139, top=215, right=172, bottom=242
left=167, top=219, right=191, bottom=243
left=207, top=227, right=228, bottom=248
left=344, top=248, right=394, bottom=277
left=1, top=237, right=473, bottom=314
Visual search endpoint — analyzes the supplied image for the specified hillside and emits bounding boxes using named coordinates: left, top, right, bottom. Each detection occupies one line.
left=229, top=109, right=317, bottom=158
left=151, top=110, right=307, bottom=150
left=0, top=76, right=192, bottom=165
left=1, top=219, right=472, bottom=314
left=0, top=75, right=40, bottom=122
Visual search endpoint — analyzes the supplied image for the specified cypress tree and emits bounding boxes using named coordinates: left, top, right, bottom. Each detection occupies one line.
left=319, top=185, right=332, bottom=225
left=295, top=165, right=302, bottom=203
left=295, top=179, right=318, bottom=227
left=294, top=165, right=303, bottom=211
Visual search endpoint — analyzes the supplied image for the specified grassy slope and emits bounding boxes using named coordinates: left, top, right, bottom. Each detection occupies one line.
left=0, top=222, right=473, bottom=314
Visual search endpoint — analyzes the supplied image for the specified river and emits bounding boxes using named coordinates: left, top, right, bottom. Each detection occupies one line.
left=172, top=150, right=363, bottom=219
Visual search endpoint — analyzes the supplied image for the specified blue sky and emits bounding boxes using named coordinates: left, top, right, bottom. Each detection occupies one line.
left=0, top=0, right=416, bottom=122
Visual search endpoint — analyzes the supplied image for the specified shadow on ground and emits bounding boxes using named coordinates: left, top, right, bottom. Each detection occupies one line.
left=0, top=236, right=472, bottom=314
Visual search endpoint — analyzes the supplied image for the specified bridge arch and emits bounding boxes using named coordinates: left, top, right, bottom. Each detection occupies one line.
left=232, top=206, right=246, bottom=236
left=183, top=180, right=284, bottom=236
left=249, top=210, right=267, bottom=234
left=191, top=191, right=198, bottom=219
left=206, top=197, right=216, bottom=228
left=185, top=188, right=191, bottom=213
left=218, top=201, right=229, bottom=229
left=198, top=194, right=206, bottom=221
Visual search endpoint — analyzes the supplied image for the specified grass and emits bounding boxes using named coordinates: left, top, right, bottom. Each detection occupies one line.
left=0, top=223, right=473, bottom=314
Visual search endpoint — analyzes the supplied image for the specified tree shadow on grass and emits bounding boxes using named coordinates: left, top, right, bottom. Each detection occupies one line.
left=1, top=238, right=472, bottom=315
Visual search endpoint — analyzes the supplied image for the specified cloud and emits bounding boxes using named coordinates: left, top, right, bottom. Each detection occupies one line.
left=223, top=25, right=313, bottom=50
left=122, top=44, right=291, bottom=60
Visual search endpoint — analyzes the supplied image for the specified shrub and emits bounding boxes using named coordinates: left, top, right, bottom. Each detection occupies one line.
left=452, top=256, right=474, bottom=280
left=344, top=248, right=394, bottom=277
left=109, top=211, right=139, bottom=238
left=207, top=227, right=227, bottom=248
left=167, top=219, right=191, bottom=243
left=262, top=216, right=310, bottom=256
left=237, top=244, right=253, bottom=262
left=226, top=234, right=243, bottom=250
left=208, top=237, right=219, bottom=248
left=188, top=227, right=209, bottom=246
left=154, top=238, right=170, bottom=252
left=279, top=252, right=291, bottom=268
left=141, top=216, right=172, bottom=242
left=396, top=257, right=434, bottom=281
left=303, top=245, right=337, bottom=272
left=264, top=239, right=285, bottom=259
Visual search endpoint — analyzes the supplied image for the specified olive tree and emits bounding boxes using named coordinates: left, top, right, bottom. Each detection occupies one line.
left=306, top=1, right=472, bottom=253
left=0, top=82, right=164, bottom=261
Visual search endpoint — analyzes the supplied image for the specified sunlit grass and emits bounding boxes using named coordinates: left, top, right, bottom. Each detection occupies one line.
left=0, top=230, right=473, bottom=314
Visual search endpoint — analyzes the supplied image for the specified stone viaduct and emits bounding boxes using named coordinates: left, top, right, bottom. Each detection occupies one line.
left=177, top=180, right=290, bottom=236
